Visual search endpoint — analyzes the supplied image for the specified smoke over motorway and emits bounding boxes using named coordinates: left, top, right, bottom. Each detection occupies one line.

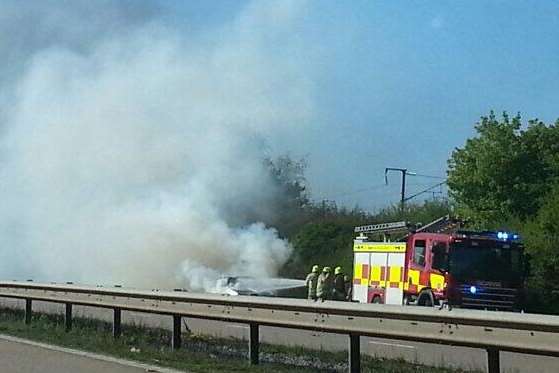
left=0, top=1, right=313, bottom=290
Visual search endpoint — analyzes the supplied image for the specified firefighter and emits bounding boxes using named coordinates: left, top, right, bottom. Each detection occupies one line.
left=344, top=274, right=352, bottom=301
left=305, top=265, right=320, bottom=300
left=316, top=266, right=333, bottom=301
left=332, top=266, right=347, bottom=301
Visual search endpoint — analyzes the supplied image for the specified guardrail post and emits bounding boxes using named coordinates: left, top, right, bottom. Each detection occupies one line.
left=24, top=299, right=32, bottom=324
left=172, top=315, right=181, bottom=350
left=487, top=348, right=500, bottom=373
left=65, top=303, right=73, bottom=332
left=113, top=308, right=121, bottom=338
left=249, top=323, right=259, bottom=365
left=349, top=333, right=361, bottom=373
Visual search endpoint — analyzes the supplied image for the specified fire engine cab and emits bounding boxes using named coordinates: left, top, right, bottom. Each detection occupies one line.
left=352, top=216, right=525, bottom=311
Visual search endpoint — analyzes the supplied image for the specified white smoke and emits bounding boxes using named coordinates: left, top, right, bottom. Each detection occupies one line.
left=0, top=1, right=313, bottom=290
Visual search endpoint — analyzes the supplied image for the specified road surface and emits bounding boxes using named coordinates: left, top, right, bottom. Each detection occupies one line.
left=0, top=334, right=179, bottom=373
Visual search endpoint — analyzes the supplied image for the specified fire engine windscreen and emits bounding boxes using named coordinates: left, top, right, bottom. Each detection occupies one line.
left=0, top=1, right=313, bottom=291
left=448, top=242, right=523, bottom=285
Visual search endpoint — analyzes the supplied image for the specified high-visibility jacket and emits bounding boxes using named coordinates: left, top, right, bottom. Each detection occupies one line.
left=305, top=272, right=319, bottom=299
left=332, top=273, right=346, bottom=301
left=317, top=272, right=333, bottom=299
left=344, top=276, right=352, bottom=301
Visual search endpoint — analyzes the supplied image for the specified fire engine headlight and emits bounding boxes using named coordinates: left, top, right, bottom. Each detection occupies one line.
left=470, top=286, right=477, bottom=294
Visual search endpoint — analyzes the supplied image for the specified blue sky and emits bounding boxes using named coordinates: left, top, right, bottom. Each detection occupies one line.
left=156, top=1, right=559, bottom=210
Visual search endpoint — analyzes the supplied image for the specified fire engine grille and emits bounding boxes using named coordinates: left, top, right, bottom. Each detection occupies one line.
left=458, top=285, right=519, bottom=311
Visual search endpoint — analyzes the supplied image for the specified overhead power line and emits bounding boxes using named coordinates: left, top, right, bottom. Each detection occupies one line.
left=403, top=180, right=447, bottom=202
left=384, top=167, right=449, bottom=211
left=410, top=173, right=446, bottom=180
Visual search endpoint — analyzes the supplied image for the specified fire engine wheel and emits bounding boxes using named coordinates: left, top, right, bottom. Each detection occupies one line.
left=372, top=296, right=382, bottom=304
left=417, top=290, right=435, bottom=307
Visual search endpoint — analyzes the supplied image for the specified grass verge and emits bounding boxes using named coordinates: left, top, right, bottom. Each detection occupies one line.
left=0, top=307, right=478, bottom=373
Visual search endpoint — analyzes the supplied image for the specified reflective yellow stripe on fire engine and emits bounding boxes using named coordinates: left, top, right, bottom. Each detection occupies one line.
left=353, top=243, right=406, bottom=253
left=408, top=269, right=424, bottom=292
left=367, top=265, right=405, bottom=290
left=389, top=266, right=404, bottom=289
left=430, top=273, right=445, bottom=292
left=369, top=265, right=381, bottom=286
left=354, top=263, right=362, bottom=285
left=353, top=264, right=369, bottom=286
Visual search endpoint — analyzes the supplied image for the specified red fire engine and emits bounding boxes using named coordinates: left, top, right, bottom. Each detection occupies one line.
left=352, top=216, right=525, bottom=310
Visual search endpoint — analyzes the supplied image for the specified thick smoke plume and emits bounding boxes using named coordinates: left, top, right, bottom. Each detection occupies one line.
left=0, top=1, right=313, bottom=290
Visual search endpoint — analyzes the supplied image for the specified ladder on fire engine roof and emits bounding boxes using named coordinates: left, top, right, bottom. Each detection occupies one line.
left=354, top=215, right=464, bottom=241
left=354, top=221, right=410, bottom=242
left=414, top=215, right=464, bottom=234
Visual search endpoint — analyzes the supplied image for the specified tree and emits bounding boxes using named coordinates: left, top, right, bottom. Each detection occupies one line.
left=281, top=221, right=356, bottom=278
left=265, top=156, right=309, bottom=208
left=263, top=155, right=310, bottom=237
left=447, top=112, right=559, bottom=313
left=447, top=112, right=559, bottom=225
left=522, top=182, right=559, bottom=313
left=523, top=183, right=559, bottom=288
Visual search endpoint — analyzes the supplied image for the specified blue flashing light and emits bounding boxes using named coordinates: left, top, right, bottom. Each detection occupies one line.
left=469, top=286, right=477, bottom=294
left=495, top=231, right=521, bottom=241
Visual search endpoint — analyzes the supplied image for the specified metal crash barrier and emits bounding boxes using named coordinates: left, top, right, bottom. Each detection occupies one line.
left=0, top=281, right=558, bottom=373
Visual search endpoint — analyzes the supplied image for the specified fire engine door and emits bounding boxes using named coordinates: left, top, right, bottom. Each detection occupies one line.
left=385, top=252, right=405, bottom=305
left=352, top=252, right=369, bottom=303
